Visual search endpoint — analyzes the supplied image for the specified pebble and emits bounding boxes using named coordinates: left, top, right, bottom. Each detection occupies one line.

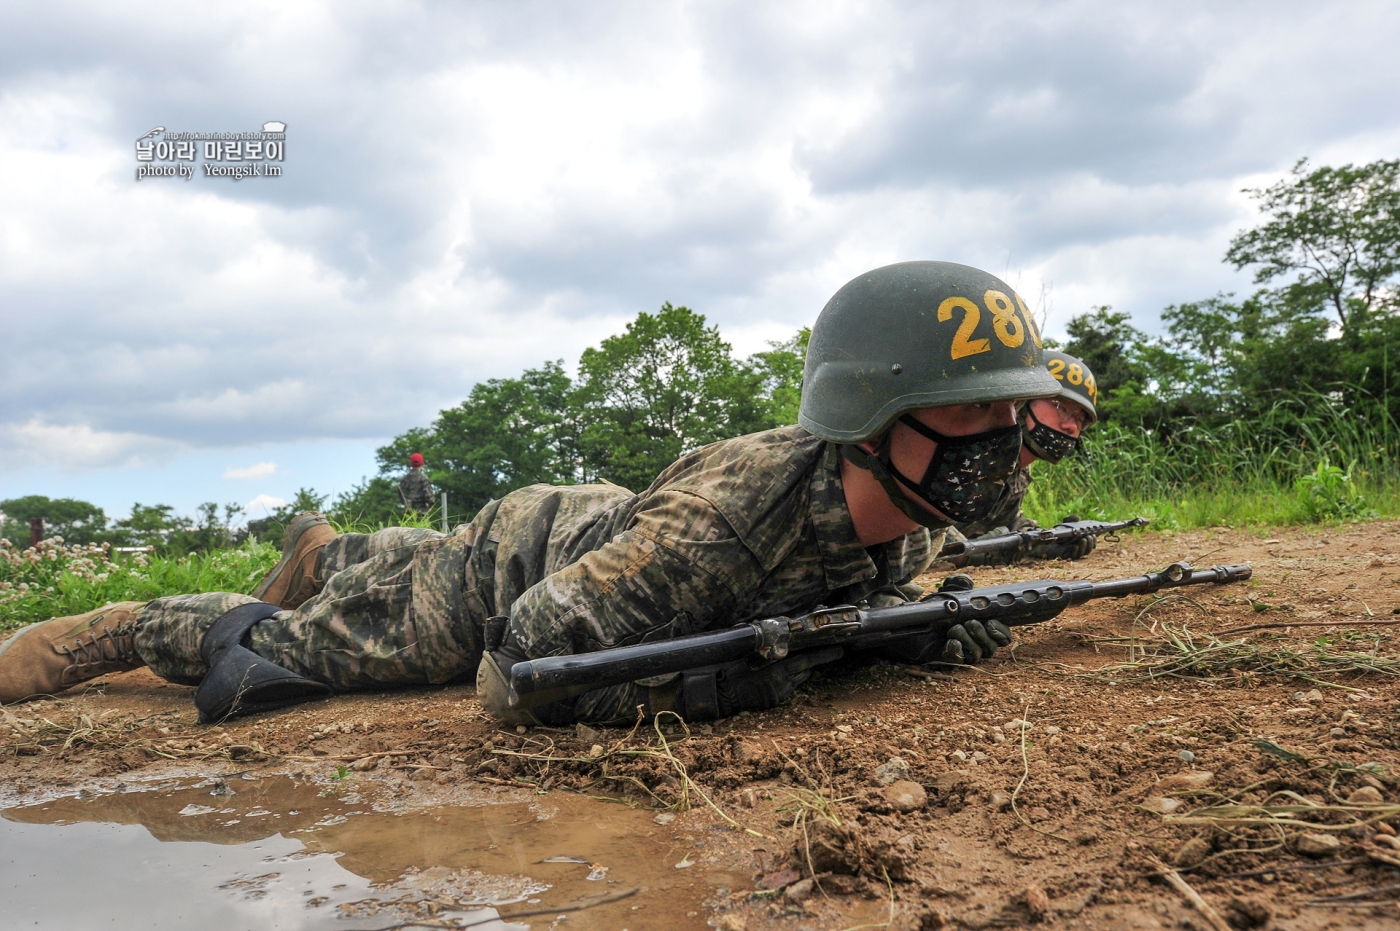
left=1329, top=727, right=1348, bottom=738
left=988, top=790, right=1012, bottom=811
left=931, top=770, right=972, bottom=791
left=1043, top=726, right=1061, bottom=737
left=884, top=780, right=928, bottom=812
left=784, top=878, right=814, bottom=903
left=1142, top=797, right=1181, bottom=814
left=576, top=723, right=603, bottom=743
left=653, top=812, right=676, bottom=825
left=990, top=728, right=1006, bottom=744
left=739, top=788, right=758, bottom=809
left=971, top=751, right=987, bottom=763
left=1297, top=832, right=1341, bottom=857
left=1025, top=884, right=1050, bottom=920
left=1178, top=750, right=1195, bottom=763
left=1158, top=771, right=1214, bottom=791
left=949, top=750, right=967, bottom=762
left=516, top=725, right=528, bottom=734
left=874, top=757, right=912, bottom=786
left=1027, top=807, right=1051, bottom=822
left=1174, top=837, right=1212, bottom=868
left=1347, top=786, right=1384, bottom=804
left=589, top=744, right=605, bottom=758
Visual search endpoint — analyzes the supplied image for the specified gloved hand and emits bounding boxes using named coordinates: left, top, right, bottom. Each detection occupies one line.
left=939, top=619, right=1014, bottom=663
left=680, top=647, right=845, bottom=720
left=1026, top=515, right=1096, bottom=560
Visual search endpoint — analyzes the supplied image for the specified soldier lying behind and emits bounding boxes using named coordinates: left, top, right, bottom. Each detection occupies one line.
left=941, top=350, right=1101, bottom=567
left=0, top=261, right=1061, bottom=726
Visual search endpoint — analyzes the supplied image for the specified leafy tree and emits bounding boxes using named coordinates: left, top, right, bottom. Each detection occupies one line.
left=244, top=488, right=330, bottom=544
left=0, top=496, right=108, bottom=546
left=329, top=476, right=403, bottom=529
left=1226, top=158, right=1400, bottom=329
left=747, top=327, right=810, bottom=426
left=374, top=361, right=579, bottom=518
left=573, top=303, right=770, bottom=491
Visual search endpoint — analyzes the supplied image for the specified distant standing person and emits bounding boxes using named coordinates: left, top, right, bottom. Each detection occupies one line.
left=398, top=453, right=435, bottom=513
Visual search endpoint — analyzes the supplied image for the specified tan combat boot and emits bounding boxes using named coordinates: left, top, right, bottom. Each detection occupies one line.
left=0, top=602, right=147, bottom=703
left=251, top=511, right=336, bottom=610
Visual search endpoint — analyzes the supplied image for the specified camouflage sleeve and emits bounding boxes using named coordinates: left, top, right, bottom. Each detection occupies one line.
left=507, top=491, right=768, bottom=724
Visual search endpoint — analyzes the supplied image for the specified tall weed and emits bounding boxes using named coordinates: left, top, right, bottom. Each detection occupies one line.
left=1024, top=394, right=1400, bottom=529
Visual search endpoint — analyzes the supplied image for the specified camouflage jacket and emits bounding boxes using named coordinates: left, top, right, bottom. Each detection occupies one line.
left=948, top=465, right=1036, bottom=542
left=455, top=425, right=938, bottom=722
left=399, top=469, right=435, bottom=512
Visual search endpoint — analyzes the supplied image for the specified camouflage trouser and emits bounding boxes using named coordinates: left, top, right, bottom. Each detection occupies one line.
left=135, top=526, right=483, bottom=689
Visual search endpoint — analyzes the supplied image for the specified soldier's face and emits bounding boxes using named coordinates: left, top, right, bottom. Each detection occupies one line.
left=1026, top=397, right=1089, bottom=439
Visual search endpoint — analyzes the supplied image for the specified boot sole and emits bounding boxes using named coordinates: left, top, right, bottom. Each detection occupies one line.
left=252, top=513, right=330, bottom=602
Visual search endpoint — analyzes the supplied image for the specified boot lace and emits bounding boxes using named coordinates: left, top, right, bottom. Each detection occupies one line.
left=59, top=618, right=141, bottom=670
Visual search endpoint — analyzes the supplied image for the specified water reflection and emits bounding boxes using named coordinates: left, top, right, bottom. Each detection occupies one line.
left=1, top=776, right=733, bottom=930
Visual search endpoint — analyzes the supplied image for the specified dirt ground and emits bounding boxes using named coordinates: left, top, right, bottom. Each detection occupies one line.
left=4, top=520, right=1400, bottom=930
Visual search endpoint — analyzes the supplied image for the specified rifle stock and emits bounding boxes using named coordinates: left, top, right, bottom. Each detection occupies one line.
left=506, top=562, right=1251, bottom=710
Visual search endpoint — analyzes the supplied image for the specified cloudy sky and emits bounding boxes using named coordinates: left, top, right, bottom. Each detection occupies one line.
left=3, top=0, right=1399, bottom=522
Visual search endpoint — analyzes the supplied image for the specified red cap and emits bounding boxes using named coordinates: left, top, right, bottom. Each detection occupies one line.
left=409, top=453, right=424, bottom=467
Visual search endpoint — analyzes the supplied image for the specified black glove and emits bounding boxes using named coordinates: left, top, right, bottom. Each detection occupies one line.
left=940, top=619, right=1013, bottom=663
left=679, top=647, right=845, bottom=720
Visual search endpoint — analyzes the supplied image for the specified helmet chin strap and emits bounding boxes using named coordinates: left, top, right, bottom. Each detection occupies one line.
left=841, top=438, right=952, bottom=531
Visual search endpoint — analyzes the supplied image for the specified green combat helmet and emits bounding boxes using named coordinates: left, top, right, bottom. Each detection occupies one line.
left=1022, top=350, right=1098, bottom=463
left=799, top=261, right=1060, bottom=527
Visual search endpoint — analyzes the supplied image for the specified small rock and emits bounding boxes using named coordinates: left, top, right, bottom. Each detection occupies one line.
left=1178, top=750, right=1195, bottom=763
left=576, top=723, right=603, bottom=743
left=784, top=877, right=814, bottom=903
left=931, top=770, right=972, bottom=791
left=515, top=725, right=527, bottom=734
left=756, top=867, right=800, bottom=890
left=1297, top=832, right=1341, bottom=857
left=653, top=812, right=676, bottom=825
left=1304, top=689, right=1324, bottom=703
left=949, top=750, right=967, bottom=762
left=350, top=756, right=379, bottom=772
left=1027, top=807, right=1051, bottom=822
left=1157, top=771, right=1214, bottom=791
left=1174, top=836, right=1212, bottom=868
left=989, top=790, right=1012, bottom=811
left=884, top=780, right=928, bottom=812
left=1330, top=727, right=1348, bottom=738
left=971, top=751, right=987, bottom=763
left=1025, top=883, right=1050, bottom=922
left=991, top=728, right=1006, bottom=744
left=1142, top=797, right=1181, bottom=814
left=1043, top=726, right=1061, bottom=736
left=1226, top=895, right=1271, bottom=929
left=1347, top=786, right=1384, bottom=804
left=740, top=788, right=758, bottom=809
left=589, top=744, right=605, bottom=758
left=874, top=757, right=911, bottom=786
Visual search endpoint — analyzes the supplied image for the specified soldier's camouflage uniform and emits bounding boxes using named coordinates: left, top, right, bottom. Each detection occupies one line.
left=399, top=469, right=435, bottom=512
left=133, top=426, right=938, bottom=724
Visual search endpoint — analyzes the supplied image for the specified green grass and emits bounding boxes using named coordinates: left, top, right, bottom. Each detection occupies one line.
left=0, top=538, right=280, bottom=634
left=1022, top=397, right=1400, bottom=530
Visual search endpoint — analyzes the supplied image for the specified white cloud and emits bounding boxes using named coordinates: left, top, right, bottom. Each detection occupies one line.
left=223, top=461, right=277, bottom=480
left=243, top=493, right=287, bottom=515
left=0, top=419, right=185, bottom=473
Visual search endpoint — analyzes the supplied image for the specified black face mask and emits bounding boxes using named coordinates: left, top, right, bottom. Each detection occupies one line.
left=880, top=414, right=1023, bottom=524
left=1021, top=407, right=1081, bottom=464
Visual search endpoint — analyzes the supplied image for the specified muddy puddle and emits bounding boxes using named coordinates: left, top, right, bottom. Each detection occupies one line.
left=1, top=775, right=740, bottom=930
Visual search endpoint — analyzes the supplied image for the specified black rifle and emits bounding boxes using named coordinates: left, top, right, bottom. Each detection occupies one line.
left=939, top=516, right=1150, bottom=563
left=506, top=561, right=1251, bottom=710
